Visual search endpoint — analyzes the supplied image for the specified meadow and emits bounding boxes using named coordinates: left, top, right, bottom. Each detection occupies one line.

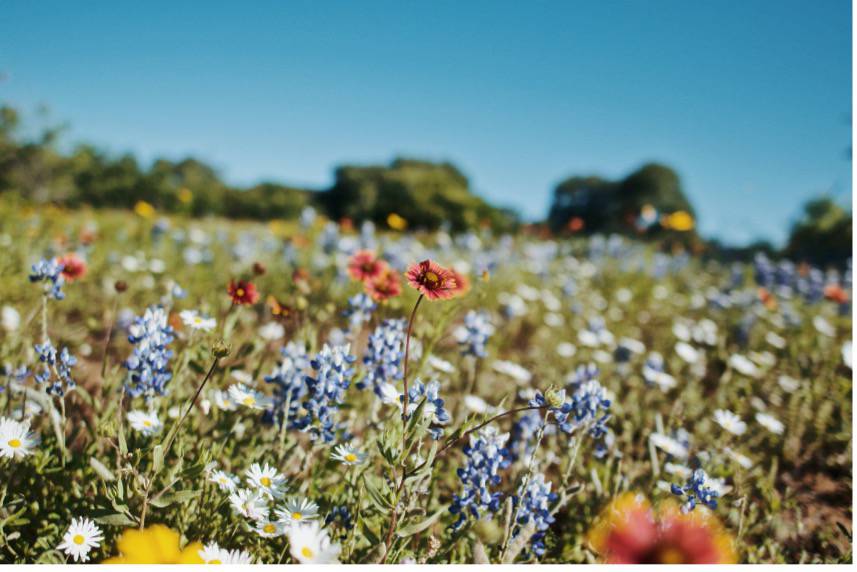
left=0, top=199, right=851, bottom=564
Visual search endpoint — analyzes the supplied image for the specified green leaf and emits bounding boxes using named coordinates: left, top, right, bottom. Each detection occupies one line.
left=152, top=444, right=164, bottom=473
left=150, top=489, right=200, bottom=508
left=396, top=505, right=448, bottom=537
left=93, top=512, right=137, bottom=526
left=364, top=477, right=393, bottom=511
left=89, top=457, right=116, bottom=481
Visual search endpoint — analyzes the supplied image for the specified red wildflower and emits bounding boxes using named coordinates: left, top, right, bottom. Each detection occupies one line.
left=824, top=283, right=849, bottom=305
left=348, top=250, right=387, bottom=282
left=56, top=253, right=87, bottom=282
left=227, top=279, right=259, bottom=305
left=405, top=260, right=458, bottom=300
left=449, top=268, right=471, bottom=297
left=365, top=269, right=402, bottom=302
left=588, top=493, right=735, bottom=564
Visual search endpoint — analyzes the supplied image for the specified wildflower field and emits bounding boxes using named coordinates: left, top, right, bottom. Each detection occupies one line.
left=0, top=200, right=851, bottom=564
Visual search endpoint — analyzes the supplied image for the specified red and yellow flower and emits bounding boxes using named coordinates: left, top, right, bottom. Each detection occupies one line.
left=227, top=279, right=259, bottom=305
left=405, top=259, right=458, bottom=300
left=348, top=250, right=387, bottom=282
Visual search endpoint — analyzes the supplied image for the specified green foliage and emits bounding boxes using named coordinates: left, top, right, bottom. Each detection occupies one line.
left=785, top=197, right=852, bottom=268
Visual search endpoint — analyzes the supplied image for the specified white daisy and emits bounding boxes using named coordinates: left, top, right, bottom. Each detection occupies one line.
left=724, top=447, right=754, bottom=469
left=229, top=488, right=270, bottom=521
left=378, top=383, right=401, bottom=408
left=211, top=388, right=237, bottom=411
left=287, top=521, right=341, bottom=564
left=330, top=444, right=367, bottom=466
left=179, top=309, right=216, bottom=332
left=663, top=462, right=692, bottom=479
left=228, top=383, right=273, bottom=410
left=427, top=355, right=456, bottom=374
left=259, top=321, right=285, bottom=341
left=649, top=432, right=689, bottom=459
left=0, top=417, right=40, bottom=459
left=1, top=305, right=20, bottom=332
left=199, top=542, right=254, bottom=564
left=209, top=470, right=240, bottom=492
left=843, top=340, right=852, bottom=369
left=556, top=342, right=577, bottom=358
left=254, top=519, right=287, bottom=538
left=812, top=315, right=835, bottom=337
left=245, top=463, right=287, bottom=498
left=777, top=375, right=800, bottom=393
left=713, top=409, right=747, bottom=436
left=126, top=410, right=162, bottom=436
left=275, top=497, right=320, bottom=526
left=765, top=331, right=786, bottom=349
left=463, top=395, right=494, bottom=414
left=729, top=354, right=760, bottom=378
left=492, top=360, right=532, bottom=384
left=755, top=412, right=785, bottom=435
left=56, top=517, right=103, bottom=562
left=675, top=342, right=700, bottom=364
left=231, top=370, right=254, bottom=384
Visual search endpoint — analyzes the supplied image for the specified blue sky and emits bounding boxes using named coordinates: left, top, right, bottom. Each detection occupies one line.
left=1, top=0, right=851, bottom=245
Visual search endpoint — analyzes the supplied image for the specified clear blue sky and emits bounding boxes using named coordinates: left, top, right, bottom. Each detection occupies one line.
left=1, top=0, right=851, bottom=245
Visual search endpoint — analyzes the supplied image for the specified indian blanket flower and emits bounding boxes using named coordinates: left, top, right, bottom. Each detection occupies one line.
left=588, top=493, right=735, bottom=564
left=124, top=306, right=174, bottom=398
left=287, top=521, right=341, bottom=564
left=455, top=310, right=494, bottom=358
left=295, top=344, right=356, bottom=443
left=512, top=472, right=558, bottom=557
left=347, top=250, right=387, bottom=282
left=365, top=268, right=403, bottom=301
left=670, top=468, right=720, bottom=513
left=103, top=524, right=204, bottom=564
left=228, top=279, right=260, bottom=305
left=263, top=341, right=310, bottom=428
left=33, top=341, right=77, bottom=396
left=55, top=252, right=87, bottom=282
left=29, top=258, right=66, bottom=300
left=57, top=517, right=103, bottom=562
left=360, top=319, right=405, bottom=394
left=406, top=259, right=459, bottom=300
left=449, top=426, right=511, bottom=530
left=0, top=417, right=40, bottom=459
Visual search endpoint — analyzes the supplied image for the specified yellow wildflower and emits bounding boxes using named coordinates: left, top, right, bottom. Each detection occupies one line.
left=102, top=524, right=204, bottom=564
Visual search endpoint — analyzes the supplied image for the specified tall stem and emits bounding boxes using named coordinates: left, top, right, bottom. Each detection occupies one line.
left=401, top=294, right=424, bottom=423
left=162, top=357, right=220, bottom=458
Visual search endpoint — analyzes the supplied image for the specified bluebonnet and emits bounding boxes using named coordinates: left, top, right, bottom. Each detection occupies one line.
left=508, top=409, right=542, bottom=463
left=456, top=310, right=494, bottom=358
left=325, top=505, right=354, bottom=531
left=448, top=427, right=511, bottom=530
left=513, top=473, right=558, bottom=557
left=263, top=341, right=310, bottom=428
left=405, top=379, right=451, bottom=439
left=34, top=341, right=77, bottom=396
left=360, top=319, right=405, bottom=394
left=29, top=258, right=65, bottom=300
left=531, top=374, right=612, bottom=457
left=123, top=306, right=175, bottom=398
left=670, top=468, right=720, bottom=513
left=1, top=365, right=30, bottom=393
left=296, top=344, right=356, bottom=442
left=344, top=293, right=376, bottom=330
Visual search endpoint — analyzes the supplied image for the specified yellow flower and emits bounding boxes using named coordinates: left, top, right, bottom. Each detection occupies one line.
left=177, top=187, right=193, bottom=204
left=102, top=524, right=204, bottom=564
left=386, top=212, right=408, bottom=231
left=662, top=210, right=694, bottom=231
left=133, top=200, right=156, bottom=219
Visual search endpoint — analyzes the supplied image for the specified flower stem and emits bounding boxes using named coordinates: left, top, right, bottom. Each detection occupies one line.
left=401, top=294, right=424, bottom=424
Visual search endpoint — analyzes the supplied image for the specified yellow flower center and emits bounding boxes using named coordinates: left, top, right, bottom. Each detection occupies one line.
left=344, top=453, right=358, bottom=463
left=658, top=547, right=686, bottom=564
left=243, top=396, right=255, bottom=406
left=236, top=288, right=245, bottom=297
left=209, top=559, right=222, bottom=564
left=425, top=271, right=439, bottom=284
left=301, top=546, right=314, bottom=559
left=72, top=534, right=85, bottom=545
left=263, top=523, right=276, bottom=534
left=291, top=512, right=303, bottom=520
left=8, top=438, right=20, bottom=448
left=143, top=420, right=151, bottom=427
left=260, top=476, right=271, bottom=487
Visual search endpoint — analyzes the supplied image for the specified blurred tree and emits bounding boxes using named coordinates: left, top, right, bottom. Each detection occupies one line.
left=784, top=197, right=852, bottom=268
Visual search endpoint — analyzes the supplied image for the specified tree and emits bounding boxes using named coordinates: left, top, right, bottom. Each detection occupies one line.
left=784, top=197, right=852, bottom=268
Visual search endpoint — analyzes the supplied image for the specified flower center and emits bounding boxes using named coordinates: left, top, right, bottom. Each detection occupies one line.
left=425, top=271, right=439, bottom=284
left=243, top=396, right=255, bottom=406
left=236, top=288, right=245, bottom=297
left=260, top=476, right=271, bottom=487
left=209, top=559, right=222, bottom=564
left=8, top=438, right=20, bottom=448
left=263, top=523, right=276, bottom=533
left=143, top=420, right=151, bottom=427
left=301, top=546, right=314, bottom=558
left=72, top=534, right=85, bottom=545
left=657, top=547, right=686, bottom=564
left=291, top=512, right=303, bottom=520
left=344, top=453, right=358, bottom=463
